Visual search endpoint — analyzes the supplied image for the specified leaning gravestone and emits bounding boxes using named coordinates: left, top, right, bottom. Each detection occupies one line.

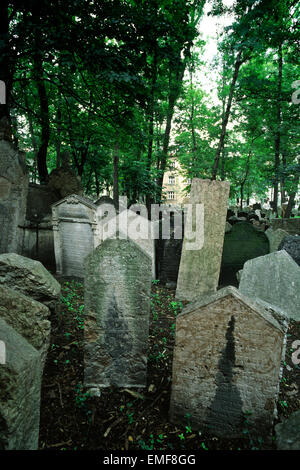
left=239, top=250, right=300, bottom=322
left=0, top=285, right=50, bottom=368
left=84, top=238, right=152, bottom=393
left=169, top=286, right=287, bottom=438
left=220, top=222, right=269, bottom=286
left=278, top=235, right=300, bottom=266
left=0, top=119, right=29, bottom=254
left=52, top=194, right=97, bottom=278
left=265, top=227, right=289, bottom=253
left=0, top=253, right=61, bottom=314
left=0, top=318, right=42, bottom=450
left=176, top=179, right=230, bottom=301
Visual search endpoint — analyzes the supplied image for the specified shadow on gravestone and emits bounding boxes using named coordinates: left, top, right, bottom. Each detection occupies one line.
left=219, top=222, right=269, bottom=287
left=205, top=315, right=244, bottom=435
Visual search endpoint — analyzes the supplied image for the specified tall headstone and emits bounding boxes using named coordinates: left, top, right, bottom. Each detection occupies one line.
left=239, top=250, right=300, bottom=321
left=0, top=318, right=42, bottom=450
left=176, top=179, right=230, bottom=301
left=84, top=238, right=152, bottom=394
left=0, top=119, right=29, bottom=254
left=52, top=194, right=97, bottom=278
left=169, top=286, right=287, bottom=438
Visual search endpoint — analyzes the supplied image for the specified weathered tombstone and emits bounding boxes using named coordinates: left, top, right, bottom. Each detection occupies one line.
left=239, top=250, right=300, bottom=321
left=169, top=286, right=287, bottom=438
left=20, top=183, right=60, bottom=272
left=176, top=179, right=230, bottom=301
left=84, top=238, right=152, bottom=393
left=270, top=218, right=300, bottom=235
left=0, top=119, right=29, bottom=254
left=220, top=222, right=269, bottom=286
left=95, top=205, right=156, bottom=279
left=265, top=228, right=289, bottom=253
left=278, top=235, right=300, bottom=266
left=0, top=285, right=50, bottom=368
left=48, top=151, right=83, bottom=199
left=0, top=318, right=42, bottom=450
left=0, top=253, right=61, bottom=314
left=52, top=194, right=97, bottom=278
left=159, top=237, right=183, bottom=287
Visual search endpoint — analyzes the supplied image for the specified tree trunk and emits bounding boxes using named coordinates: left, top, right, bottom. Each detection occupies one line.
left=157, top=60, right=185, bottom=201
left=285, top=158, right=300, bottom=219
left=56, top=107, right=62, bottom=168
left=273, top=43, right=283, bottom=215
left=146, top=48, right=157, bottom=214
left=34, top=53, right=50, bottom=183
left=212, top=50, right=243, bottom=180
left=113, top=134, right=119, bottom=211
left=0, top=0, right=11, bottom=124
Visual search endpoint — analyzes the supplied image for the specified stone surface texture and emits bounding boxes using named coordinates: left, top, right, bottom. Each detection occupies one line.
left=275, top=410, right=300, bottom=450
left=239, top=250, right=300, bottom=321
left=0, top=318, right=42, bottom=450
left=169, top=286, right=287, bottom=438
left=278, top=235, right=300, bottom=266
left=0, top=253, right=61, bottom=313
left=0, top=139, right=29, bottom=254
left=265, top=228, right=289, bottom=253
left=0, top=285, right=50, bottom=367
left=52, top=194, right=97, bottom=278
left=84, top=238, right=152, bottom=392
left=176, top=179, right=230, bottom=301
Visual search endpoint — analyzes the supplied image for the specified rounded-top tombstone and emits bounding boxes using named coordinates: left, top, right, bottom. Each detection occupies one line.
left=220, top=221, right=269, bottom=286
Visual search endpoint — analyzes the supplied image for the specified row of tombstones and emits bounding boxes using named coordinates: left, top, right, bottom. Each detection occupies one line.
left=1, top=179, right=300, bottom=448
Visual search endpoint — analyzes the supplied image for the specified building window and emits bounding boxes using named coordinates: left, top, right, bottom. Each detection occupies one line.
left=168, top=175, right=175, bottom=185
left=170, top=161, right=176, bottom=168
left=168, top=191, right=175, bottom=200
left=187, top=178, right=192, bottom=184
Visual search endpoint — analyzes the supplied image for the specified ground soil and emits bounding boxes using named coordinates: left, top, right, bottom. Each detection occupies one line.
left=38, top=279, right=300, bottom=452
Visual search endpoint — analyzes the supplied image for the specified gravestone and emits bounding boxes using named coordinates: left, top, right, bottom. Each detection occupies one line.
left=159, top=237, right=183, bottom=286
left=0, top=253, right=61, bottom=314
left=0, top=318, right=42, bottom=450
left=84, top=238, right=152, bottom=393
left=0, top=285, right=50, bottom=368
left=48, top=151, right=83, bottom=199
left=0, top=120, right=29, bottom=254
left=95, top=206, right=156, bottom=279
left=278, top=235, right=300, bottom=266
left=169, top=286, right=287, bottom=438
left=52, top=194, right=97, bottom=278
left=239, top=250, right=300, bottom=322
left=220, top=222, right=269, bottom=286
left=265, top=228, right=289, bottom=253
left=176, top=179, right=230, bottom=301
left=20, top=183, right=59, bottom=272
